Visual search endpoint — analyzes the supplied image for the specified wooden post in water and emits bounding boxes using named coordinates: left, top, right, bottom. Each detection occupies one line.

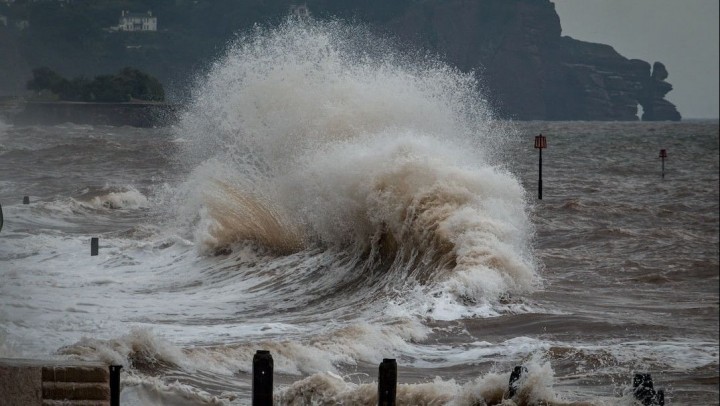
left=378, top=358, right=397, bottom=406
left=655, top=389, right=665, bottom=406
left=534, top=134, right=547, bottom=199
left=91, top=237, right=99, bottom=256
left=252, top=350, right=273, bottom=406
left=109, top=365, right=122, bottom=406
left=23, top=196, right=30, bottom=204
left=507, top=365, right=527, bottom=398
left=632, top=373, right=664, bottom=406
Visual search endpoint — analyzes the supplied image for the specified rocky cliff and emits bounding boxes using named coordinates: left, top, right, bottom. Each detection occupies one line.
left=382, top=0, right=681, bottom=121
left=1, top=0, right=682, bottom=121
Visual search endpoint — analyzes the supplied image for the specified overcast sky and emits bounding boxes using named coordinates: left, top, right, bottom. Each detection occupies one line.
left=552, top=0, right=719, bottom=119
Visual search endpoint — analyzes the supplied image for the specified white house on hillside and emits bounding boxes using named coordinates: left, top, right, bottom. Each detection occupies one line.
left=117, top=10, right=157, bottom=32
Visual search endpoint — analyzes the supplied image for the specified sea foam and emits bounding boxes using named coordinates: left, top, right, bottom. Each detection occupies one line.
left=172, top=18, right=537, bottom=305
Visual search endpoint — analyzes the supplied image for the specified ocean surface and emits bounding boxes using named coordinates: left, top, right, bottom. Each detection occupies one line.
left=1, top=21, right=718, bottom=405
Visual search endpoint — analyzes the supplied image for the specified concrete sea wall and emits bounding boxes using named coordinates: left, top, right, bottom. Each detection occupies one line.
left=0, top=358, right=110, bottom=405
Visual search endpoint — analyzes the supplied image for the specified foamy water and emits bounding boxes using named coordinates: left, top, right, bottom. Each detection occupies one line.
left=1, top=19, right=718, bottom=405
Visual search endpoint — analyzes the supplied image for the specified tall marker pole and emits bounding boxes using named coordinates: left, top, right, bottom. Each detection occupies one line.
left=534, top=134, right=547, bottom=199
left=659, top=149, right=667, bottom=178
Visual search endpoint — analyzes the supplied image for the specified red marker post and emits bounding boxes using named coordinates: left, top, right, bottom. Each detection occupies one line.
left=534, top=134, right=547, bottom=199
left=659, top=149, right=667, bottom=178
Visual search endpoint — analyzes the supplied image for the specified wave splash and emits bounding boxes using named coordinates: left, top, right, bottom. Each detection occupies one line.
left=57, top=329, right=577, bottom=406
left=172, top=18, right=536, bottom=303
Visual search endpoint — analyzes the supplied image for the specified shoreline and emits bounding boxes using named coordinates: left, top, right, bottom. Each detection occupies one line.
left=2, top=100, right=179, bottom=128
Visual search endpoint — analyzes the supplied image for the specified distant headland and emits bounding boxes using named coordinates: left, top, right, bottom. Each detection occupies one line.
left=0, top=0, right=681, bottom=121
left=0, top=67, right=175, bottom=127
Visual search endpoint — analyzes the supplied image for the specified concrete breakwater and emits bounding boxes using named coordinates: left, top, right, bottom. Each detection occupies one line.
left=9, top=101, right=179, bottom=127
left=0, top=358, right=115, bottom=405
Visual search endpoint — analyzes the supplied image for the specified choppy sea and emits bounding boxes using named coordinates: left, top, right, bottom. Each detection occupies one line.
left=1, top=20, right=718, bottom=405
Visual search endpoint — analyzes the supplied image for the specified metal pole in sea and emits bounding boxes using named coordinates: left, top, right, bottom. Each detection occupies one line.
left=659, top=149, right=667, bottom=178
left=534, top=134, right=547, bottom=199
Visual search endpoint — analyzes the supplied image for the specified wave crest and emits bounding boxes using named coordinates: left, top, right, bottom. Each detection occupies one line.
left=77, top=186, right=149, bottom=210
left=279, top=134, right=536, bottom=298
left=202, top=180, right=305, bottom=254
left=172, top=18, right=536, bottom=302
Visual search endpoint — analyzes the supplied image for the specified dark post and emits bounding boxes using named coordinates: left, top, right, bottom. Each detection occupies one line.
left=659, top=149, right=667, bottom=178
left=655, top=389, right=665, bottom=406
left=109, top=365, right=122, bottom=406
left=539, top=147, right=542, bottom=198
left=633, top=373, right=656, bottom=406
left=378, top=358, right=397, bottom=406
left=534, top=134, right=547, bottom=199
left=252, top=350, right=273, bottom=406
left=91, top=237, right=99, bottom=256
left=507, top=365, right=527, bottom=398
left=0, top=202, right=3, bottom=232
left=23, top=196, right=30, bottom=204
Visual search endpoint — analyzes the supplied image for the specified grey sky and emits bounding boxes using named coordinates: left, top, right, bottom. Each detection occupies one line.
left=552, top=0, right=719, bottom=119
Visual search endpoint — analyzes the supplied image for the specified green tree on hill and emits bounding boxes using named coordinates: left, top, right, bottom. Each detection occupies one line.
left=26, top=67, right=66, bottom=95
left=116, top=67, right=165, bottom=101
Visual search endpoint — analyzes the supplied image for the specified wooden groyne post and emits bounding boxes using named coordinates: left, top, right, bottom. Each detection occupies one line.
left=506, top=365, right=527, bottom=398
left=252, top=350, right=273, bottom=406
left=378, top=358, right=397, bottom=406
left=110, top=365, right=122, bottom=406
left=633, top=373, right=665, bottom=406
left=91, top=237, right=99, bottom=256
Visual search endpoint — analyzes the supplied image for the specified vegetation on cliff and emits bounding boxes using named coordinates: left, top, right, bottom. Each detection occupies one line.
left=26, top=67, right=164, bottom=102
left=2, top=0, right=680, bottom=120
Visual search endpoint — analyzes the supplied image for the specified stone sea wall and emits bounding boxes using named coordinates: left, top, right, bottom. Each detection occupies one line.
left=0, top=358, right=111, bottom=405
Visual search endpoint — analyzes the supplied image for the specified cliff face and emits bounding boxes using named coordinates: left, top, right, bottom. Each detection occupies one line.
left=1, top=0, right=682, bottom=121
left=382, top=0, right=681, bottom=121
